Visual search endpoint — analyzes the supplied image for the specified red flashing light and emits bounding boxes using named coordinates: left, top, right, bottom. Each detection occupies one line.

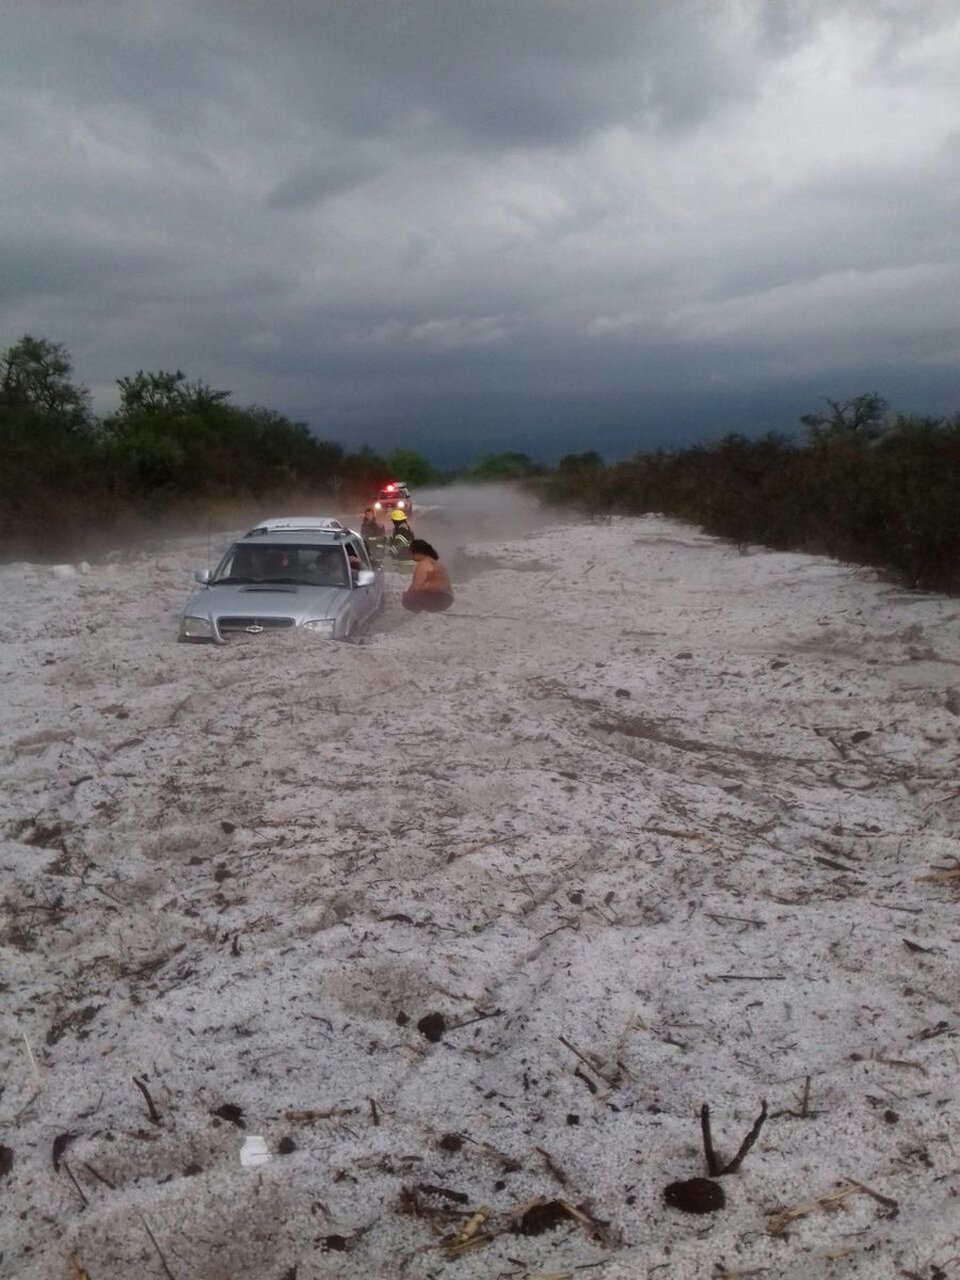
left=385, top=483, right=396, bottom=492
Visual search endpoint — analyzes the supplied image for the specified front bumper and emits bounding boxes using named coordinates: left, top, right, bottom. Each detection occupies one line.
left=179, top=614, right=338, bottom=642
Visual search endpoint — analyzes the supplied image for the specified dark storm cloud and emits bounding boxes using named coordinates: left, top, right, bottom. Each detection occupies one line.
left=710, top=159, right=960, bottom=303
left=0, top=0, right=958, bottom=460
left=218, top=0, right=960, bottom=146
left=2, top=5, right=233, bottom=133
left=266, top=161, right=379, bottom=210
left=221, top=0, right=760, bottom=145
left=0, top=235, right=173, bottom=305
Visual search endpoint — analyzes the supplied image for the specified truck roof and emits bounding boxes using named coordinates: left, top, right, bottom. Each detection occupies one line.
left=244, top=516, right=346, bottom=535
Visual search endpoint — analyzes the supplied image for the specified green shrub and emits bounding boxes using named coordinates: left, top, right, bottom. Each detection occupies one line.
left=540, top=408, right=960, bottom=592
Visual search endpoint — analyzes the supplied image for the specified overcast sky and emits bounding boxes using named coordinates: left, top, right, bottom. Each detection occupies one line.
left=3, top=0, right=958, bottom=463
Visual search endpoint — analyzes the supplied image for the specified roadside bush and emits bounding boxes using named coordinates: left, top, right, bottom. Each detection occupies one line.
left=0, top=337, right=397, bottom=560
left=540, top=409, right=960, bottom=592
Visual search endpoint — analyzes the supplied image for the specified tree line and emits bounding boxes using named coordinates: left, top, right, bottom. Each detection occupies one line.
left=0, top=335, right=439, bottom=557
left=542, top=394, right=960, bottom=592
left=0, top=333, right=563, bottom=558
left=5, top=335, right=958, bottom=591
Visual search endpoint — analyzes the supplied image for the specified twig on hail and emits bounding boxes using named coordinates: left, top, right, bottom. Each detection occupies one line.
left=700, top=1100, right=769, bottom=1176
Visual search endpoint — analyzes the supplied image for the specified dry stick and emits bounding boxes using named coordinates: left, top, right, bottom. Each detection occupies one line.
left=873, top=1053, right=928, bottom=1076
left=713, top=973, right=786, bottom=982
left=615, top=1056, right=636, bottom=1083
left=457, top=1132, right=521, bottom=1172
left=450, top=1008, right=504, bottom=1033
left=700, top=1104, right=721, bottom=1176
left=284, top=1107, right=359, bottom=1122
left=166, top=696, right=192, bottom=727
left=369, top=1097, right=380, bottom=1127
left=62, top=1161, right=89, bottom=1208
left=15, top=1030, right=42, bottom=1120
left=722, top=1100, right=769, bottom=1174
left=139, top=1215, right=178, bottom=1280
left=706, top=913, right=766, bottom=928
left=767, top=1184, right=857, bottom=1236
left=799, top=1076, right=811, bottom=1120
left=132, top=1076, right=161, bottom=1125
left=847, top=1179, right=899, bottom=1211
left=574, top=1066, right=598, bottom=1095
left=916, top=858, right=960, bottom=883
left=22, top=1028, right=40, bottom=1081
left=558, top=1035, right=618, bottom=1087
left=83, top=1162, right=116, bottom=1190
left=540, top=918, right=581, bottom=940
left=536, top=1146, right=569, bottom=1186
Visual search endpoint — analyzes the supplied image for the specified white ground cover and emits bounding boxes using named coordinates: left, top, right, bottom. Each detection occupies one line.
left=1, top=511, right=959, bottom=1280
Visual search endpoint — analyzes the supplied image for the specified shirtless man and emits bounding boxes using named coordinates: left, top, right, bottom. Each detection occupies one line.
left=401, top=539, right=454, bottom=613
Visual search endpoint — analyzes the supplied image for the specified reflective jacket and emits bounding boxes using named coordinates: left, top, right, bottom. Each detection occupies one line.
left=388, top=529, right=412, bottom=560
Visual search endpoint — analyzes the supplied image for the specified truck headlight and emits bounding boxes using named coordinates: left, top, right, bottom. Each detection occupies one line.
left=303, top=619, right=336, bottom=634
left=180, top=615, right=213, bottom=638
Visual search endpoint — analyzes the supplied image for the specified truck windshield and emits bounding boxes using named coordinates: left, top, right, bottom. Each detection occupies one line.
left=214, top=543, right=348, bottom=588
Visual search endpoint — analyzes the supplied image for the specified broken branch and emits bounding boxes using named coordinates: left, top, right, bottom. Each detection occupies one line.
left=847, top=1178, right=899, bottom=1212
left=799, top=1076, right=811, bottom=1119
left=872, top=1053, right=927, bottom=1076
left=536, top=1145, right=569, bottom=1186
left=62, top=1161, right=89, bottom=1208
left=699, top=1100, right=768, bottom=1176
left=700, top=1104, right=720, bottom=1177
left=139, top=1215, right=178, bottom=1280
left=722, top=1100, right=768, bottom=1174
left=132, top=1075, right=161, bottom=1124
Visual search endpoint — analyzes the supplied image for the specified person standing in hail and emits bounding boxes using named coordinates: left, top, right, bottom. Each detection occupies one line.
left=388, top=509, right=414, bottom=561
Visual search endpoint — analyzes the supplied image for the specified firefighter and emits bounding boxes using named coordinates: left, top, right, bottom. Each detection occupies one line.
left=361, top=506, right=385, bottom=541
left=361, top=506, right=386, bottom=560
left=388, top=509, right=414, bottom=560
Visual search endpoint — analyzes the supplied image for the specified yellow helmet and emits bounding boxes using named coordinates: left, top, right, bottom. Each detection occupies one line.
left=390, top=509, right=408, bottom=523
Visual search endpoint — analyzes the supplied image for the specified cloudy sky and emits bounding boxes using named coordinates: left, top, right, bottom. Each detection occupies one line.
left=3, top=0, right=959, bottom=463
